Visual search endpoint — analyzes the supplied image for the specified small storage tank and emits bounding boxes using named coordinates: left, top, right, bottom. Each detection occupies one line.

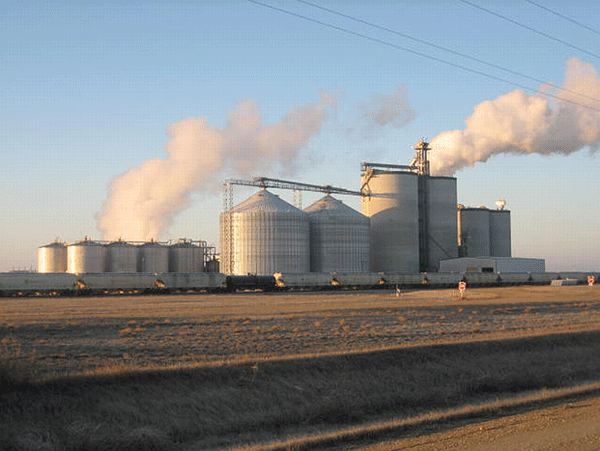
left=304, top=195, right=370, bottom=273
left=424, top=176, right=458, bottom=271
left=458, top=207, right=491, bottom=257
left=220, top=189, right=310, bottom=275
left=361, top=170, right=419, bottom=273
left=67, top=239, right=107, bottom=274
left=38, top=240, right=68, bottom=273
left=489, top=209, right=511, bottom=257
left=106, top=240, right=138, bottom=273
left=169, top=240, right=205, bottom=273
left=138, top=241, right=169, bottom=273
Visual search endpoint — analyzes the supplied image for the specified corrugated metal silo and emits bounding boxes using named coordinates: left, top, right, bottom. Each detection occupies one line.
left=489, top=210, right=511, bottom=257
left=304, top=195, right=370, bottom=273
left=458, top=207, right=491, bottom=257
left=169, top=240, right=205, bottom=273
left=424, top=177, right=458, bottom=271
left=361, top=170, right=419, bottom=273
left=106, top=241, right=138, bottom=273
left=220, top=189, right=310, bottom=275
left=138, top=241, right=169, bottom=273
left=38, top=241, right=68, bottom=273
left=67, top=239, right=107, bottom=274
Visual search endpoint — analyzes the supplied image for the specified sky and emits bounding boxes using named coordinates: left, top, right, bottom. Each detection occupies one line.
left=1, top=0, right=599, bottom=272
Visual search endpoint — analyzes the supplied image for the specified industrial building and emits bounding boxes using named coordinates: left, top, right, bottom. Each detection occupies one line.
left=458, top=202, right=511, bottom=258
left=439, top=257, right=545, bottom=274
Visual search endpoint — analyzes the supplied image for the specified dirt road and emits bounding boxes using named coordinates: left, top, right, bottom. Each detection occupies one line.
left=355, top=395, right=600, bottom=451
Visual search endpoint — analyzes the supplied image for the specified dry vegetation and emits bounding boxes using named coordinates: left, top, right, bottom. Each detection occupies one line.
left=1, top=285, right=600, bottom=450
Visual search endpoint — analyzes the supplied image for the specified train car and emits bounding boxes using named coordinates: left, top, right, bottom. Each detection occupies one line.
left=77, top=273, right=160, bottom=294
left=497, top=272, right=532, bottom=285
left=160, top=272, right=227, bottom=292
left=380, top=273, right=423, bottom=287
left=0, top=272, right=77, bottom=296
left=273, top=272, right=333, bottom=290
left=423, top=272, right=462, bottom=287
left=459, top=272, right=500, bottom=287
left=331, top=272, right=384, bottom=289
left=225, top=275, right=276, bottom=292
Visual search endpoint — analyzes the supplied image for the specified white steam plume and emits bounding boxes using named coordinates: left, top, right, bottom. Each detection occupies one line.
left=97, top=91, right=336, bottom=241
left=357, top=84, right=416, bottom=128
left=430, top=58, right=600, bottom=175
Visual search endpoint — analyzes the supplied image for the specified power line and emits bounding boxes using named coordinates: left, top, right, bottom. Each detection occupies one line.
left=459, top=0, right=600, bottom=60
left=248, top=0, right=600, bottom=112
left=525, top=0, right=600, bottom=36
left=297, top=0, right=600, bottom=106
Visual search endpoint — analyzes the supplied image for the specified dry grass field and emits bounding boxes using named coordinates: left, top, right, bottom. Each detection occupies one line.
left=1, top=285, right=600, bottom=450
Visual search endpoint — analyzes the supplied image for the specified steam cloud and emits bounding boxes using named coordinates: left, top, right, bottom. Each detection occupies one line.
left=97, top=91, right=336, bottom=241
left=358, top=85, right=416, bottom=128
left=430, top=58, right=600, bottom=175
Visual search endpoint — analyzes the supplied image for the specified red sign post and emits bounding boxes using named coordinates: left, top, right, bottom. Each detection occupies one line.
left=458, top=281, right=467, bottom=298
left=588, top=276, right=595, bottom=287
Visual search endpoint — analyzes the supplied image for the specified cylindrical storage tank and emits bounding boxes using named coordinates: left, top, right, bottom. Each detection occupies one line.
left=138, top=241, right=169, bottom=273
left=220, top=189, right=310, bottom=275
left=169, top=240, right=205, bottom=273
left=489, top=210, right=511, bottom=257
left=361, top=170, right=419, bottom=273
left=424, top=176, right=458, bottom=272
left=67, top=239, right=107, bottom=274
left=106, top=241, right=138, bottom=273
left=304, top=195, right=370, bottom=273
left=37, top=241, right=68, bottom=273
left=458, top=207, right=491, bottom=257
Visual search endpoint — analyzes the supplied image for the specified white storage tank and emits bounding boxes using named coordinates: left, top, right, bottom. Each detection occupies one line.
left=489, top=209, right=511, bottom=257
left=220, top=189, right=310, bottom=275
left=361, top=170, right=419, bottom=273
left=424, top=177, right=458, bottom=271
left=106, top=240, right=138, bottom=273
left=37, top=240, right=68, bottom=273
left=138, top=241, right=169, bottom=273
left=169, top=239, right=205, bottom=273
left=67, top=239, right=107, bottom=274
left=304, top=195, right=370, bottom=273
left=458, top=207, right=491, bottom=257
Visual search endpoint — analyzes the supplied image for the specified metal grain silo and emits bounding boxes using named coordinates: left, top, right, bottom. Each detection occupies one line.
left=489, top=209, right=511, bottom=257
left=106, top=241, right=138, bottom=273
left=169, top=240, right=205, bottom=273
left=304, top=195, right=370, bottom=273
left=361, top=170, right=419, bottom=273
left=67, top=239, right=107, bottom=274
left=220, top=189, right=310, bottom=275
left=423, top=176, right=458, bottom=271
left=37, top=241, right=68, bottom=273
left=458, top=207, right=491, bottom=257
left=138, top=241, right=169, bottom=273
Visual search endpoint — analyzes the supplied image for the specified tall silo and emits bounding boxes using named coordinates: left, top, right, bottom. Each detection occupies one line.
left=138, top=241, right=169, bottom=273
left=169, top=240, right=206, bottom=273
left=423, top=176, right=458, bottom=271
left=106, top=241, right=138, bottom=273
left=220, top=189, right=310, bottom=275
left=489, top=209, right=511, bottom=257
left=67, top=239, right=107, bottom=274
left=304, top=195, right=370, bottom=273
left=458, top=207, right=491, bottom=257
left=361, top=170, right=419, bottom=273
left=38, top=241, right=68, bottom=273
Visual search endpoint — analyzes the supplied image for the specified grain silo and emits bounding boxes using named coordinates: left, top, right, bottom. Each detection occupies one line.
left=220, top=188, right=310, bottom=275
left=169, top=239, right=206, bottom=273
left=489, top=205, right=511, bottom=257
left=67, top=239, right=107, bottom=274
left=458, top=207, right=491, bottom=257
left=423, top=176, right=458, bottom=271
left=37, top=240, right=68, bottom=273
left=304, top=195, right=370, bottom=273
left=361, top=169, right=419, bottom=273
left=106, top=240, right=138, bottom=273
left=138, top=241, right=169, bottom=273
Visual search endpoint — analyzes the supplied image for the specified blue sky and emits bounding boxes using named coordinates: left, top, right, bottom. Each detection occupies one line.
left=1, top=0, right=599, bottom=271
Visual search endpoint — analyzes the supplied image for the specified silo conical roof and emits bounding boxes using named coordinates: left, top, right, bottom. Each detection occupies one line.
left=231, top=189, right=302, bottom=213
left=304, top=195, right=366, bottom=217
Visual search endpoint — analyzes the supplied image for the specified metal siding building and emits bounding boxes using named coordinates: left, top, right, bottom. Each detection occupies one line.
left=361, top=170, right=419, bottom=273
left=458, top=207, right=491, bottom=257
left=439, top=257, right=545, bottom=273
left=489, top=210, right=511, bottom=257
left=304, top=195, right=370, bottom=273
left=138, top=242, right=169, bottom=273
left=424, top=176, right=458, bottom=271
left=106, top=241, right=138, bottom=273
left=37, top=241, right=68, bottom=273
left=67, top=239, right=107, bottom=274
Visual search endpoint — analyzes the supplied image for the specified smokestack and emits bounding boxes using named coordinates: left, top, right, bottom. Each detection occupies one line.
left=96, top=91, right=336, bottom=241
left=430, top=58, right=600, bottom=176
